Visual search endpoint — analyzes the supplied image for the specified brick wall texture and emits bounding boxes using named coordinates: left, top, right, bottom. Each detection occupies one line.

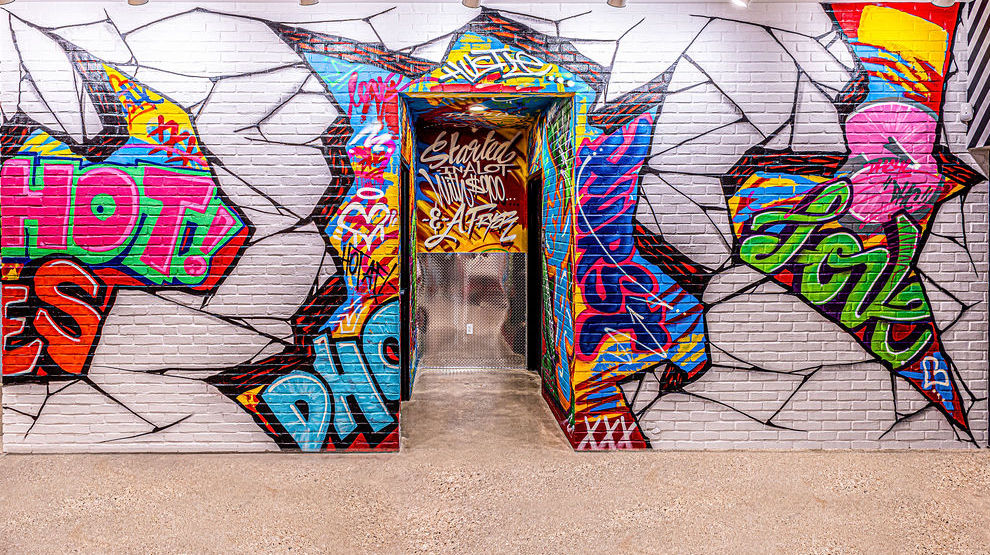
left=0, top=1, right=987, bottom=452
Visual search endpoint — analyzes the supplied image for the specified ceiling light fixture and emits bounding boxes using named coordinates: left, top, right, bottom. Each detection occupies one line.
left=468, top=104, right=486, bottom=112
left=731, top=0, right=751, bottom=8
left=607, top=0, right=627, bottom=7
left=931, top=0, right=955, bottom=6
left=300, top=0, right=319, bottom=5
left=462, top=0, right=481, bottom=8
left=127, top=0, right=148, bottom=5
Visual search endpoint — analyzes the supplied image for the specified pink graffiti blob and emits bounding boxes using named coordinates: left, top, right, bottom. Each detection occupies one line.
left=844, top=102, right=944, bottom=224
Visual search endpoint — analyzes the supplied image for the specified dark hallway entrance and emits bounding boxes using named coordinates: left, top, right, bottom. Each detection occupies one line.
left=398, top=94, right=573, bottom=420
left=411, top=123, right=531, bottom=371
left=416, top=251, right=528, bottom=370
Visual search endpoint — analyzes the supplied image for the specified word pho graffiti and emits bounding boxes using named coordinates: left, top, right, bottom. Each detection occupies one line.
left=213, top=299, right=401, bottom=451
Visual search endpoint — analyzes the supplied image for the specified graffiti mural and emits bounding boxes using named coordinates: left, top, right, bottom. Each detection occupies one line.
left=0, top=2, right=985, bottom=451
left=1, top=34, right=248, bottom=386
left=415, top=125, right=528, bottom=252
left=571, top=112, right=710, bottom=449
left=535, top=96, right=576, bottom=417
left=723, top=3, right=983, bottom=438
left=2, top=258, right=115, bottom=380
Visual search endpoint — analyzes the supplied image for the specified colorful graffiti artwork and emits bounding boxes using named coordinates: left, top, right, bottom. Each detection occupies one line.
left=2, top=258, right=115, bottom=380
left=1, top=66, right=245, bottom=292
left=415, top=125, right=529, bottom=253
left=724, top=3, right=984, bottom=435
left=0, top=2, right=985, bottom=451
left=206, top=24, right=410, bottom=451
left=571, top=112, right=710, bottom=449
left=208, top=282, right=401, bottom=451
left=537, top=97, right=576, bottom=416
left=1, top=38, right=247, bottom=383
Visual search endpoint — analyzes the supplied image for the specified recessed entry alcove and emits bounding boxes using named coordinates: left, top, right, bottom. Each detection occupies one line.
left=397, top=95, right=575, bottom=418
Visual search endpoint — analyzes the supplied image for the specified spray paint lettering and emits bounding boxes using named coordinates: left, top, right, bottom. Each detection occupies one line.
left=415, top=126, right=528, bottom=252
left=259, top=301, right=400, bottom=451
left=2, top=258, right=114, bottom=380
left=1, top=2, right=984, bottom=454
left=348, top=72, right=406, bottom=131
left=1, top=157, right=245, bottom=289
left=438, top=48, right=551, bottom=83
left=723, top=3, right=979, bottom=432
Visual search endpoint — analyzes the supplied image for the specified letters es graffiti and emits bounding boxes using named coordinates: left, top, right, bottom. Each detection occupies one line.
left=2, top=258, right=114, bottom=381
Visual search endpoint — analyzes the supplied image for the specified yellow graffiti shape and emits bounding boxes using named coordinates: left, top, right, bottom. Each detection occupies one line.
left=104, top=65, right=206, bottom=169
left=17, top=130, right=78, bottom=158
left=858, top=5, right=948, bottom=74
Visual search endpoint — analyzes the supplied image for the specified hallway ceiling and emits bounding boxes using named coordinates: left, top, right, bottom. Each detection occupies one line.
left=406, top=95, right=561, bottom=129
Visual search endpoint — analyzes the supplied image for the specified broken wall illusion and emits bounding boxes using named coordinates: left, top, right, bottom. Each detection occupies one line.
left=0, top=1, right=986, bottom=451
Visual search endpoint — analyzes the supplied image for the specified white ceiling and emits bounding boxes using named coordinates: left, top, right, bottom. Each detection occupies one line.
left=2, top=0, right=976, bottom=3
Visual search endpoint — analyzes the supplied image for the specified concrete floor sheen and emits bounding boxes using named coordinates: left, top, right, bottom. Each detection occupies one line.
left=0, top=369, right=988, bottom=553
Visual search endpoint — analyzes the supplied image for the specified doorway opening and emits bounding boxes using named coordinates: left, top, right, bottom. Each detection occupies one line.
left=398, top=94, right=573, bottom=398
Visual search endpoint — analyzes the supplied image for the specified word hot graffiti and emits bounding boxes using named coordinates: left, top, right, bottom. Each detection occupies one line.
left=415, top=127, right=528, bottom=252
left=1, top=157, right=245, bottom=289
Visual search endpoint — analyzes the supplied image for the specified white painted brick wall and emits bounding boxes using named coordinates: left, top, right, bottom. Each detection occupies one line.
left=0, top=1, right=986, bottom=452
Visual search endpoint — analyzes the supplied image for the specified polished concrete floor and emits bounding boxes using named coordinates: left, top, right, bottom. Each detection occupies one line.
left=402, top=369, right=567, bottom=451
left=0, top=369, right=988, bottom=553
